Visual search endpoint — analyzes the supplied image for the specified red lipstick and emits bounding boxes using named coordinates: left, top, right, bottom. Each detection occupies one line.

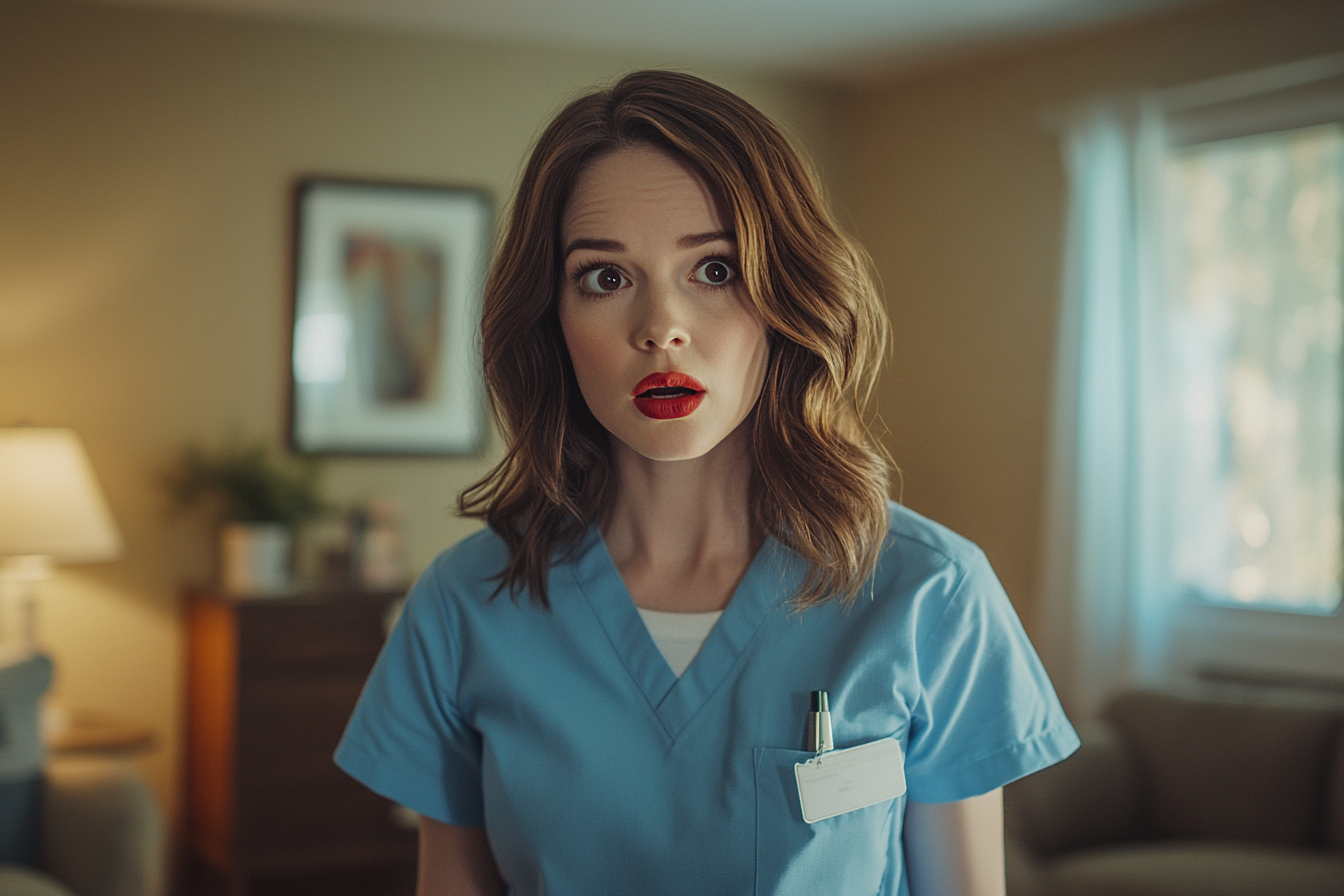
left=631, top=371, right=706, bottom=420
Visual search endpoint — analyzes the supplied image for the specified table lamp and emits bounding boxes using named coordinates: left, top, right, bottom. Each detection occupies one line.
left=0, top=428, right=123, bottom=663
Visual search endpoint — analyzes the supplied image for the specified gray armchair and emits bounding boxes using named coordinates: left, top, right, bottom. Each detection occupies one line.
left=0, top=760, right=165, bottom=896
left=0, top=654, right=163, bottom=896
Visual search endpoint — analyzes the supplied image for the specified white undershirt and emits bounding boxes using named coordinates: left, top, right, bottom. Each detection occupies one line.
left=636, top=608, right=723, bottom=677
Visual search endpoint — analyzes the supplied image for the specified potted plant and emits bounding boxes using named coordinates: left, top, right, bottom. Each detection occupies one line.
left=163, top=439, right=326, bottom=595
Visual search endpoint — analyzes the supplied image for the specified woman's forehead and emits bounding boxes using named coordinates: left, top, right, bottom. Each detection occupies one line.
left=561, top=146, right=730, bottom=244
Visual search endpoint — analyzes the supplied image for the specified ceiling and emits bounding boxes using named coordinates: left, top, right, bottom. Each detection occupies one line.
left=83, top=0, right=1220, bottom=79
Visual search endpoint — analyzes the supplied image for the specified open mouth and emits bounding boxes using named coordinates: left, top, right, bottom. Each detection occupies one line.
left=631, top=372, right=706, bottom=420
left=637, top=386, right=700, bottom=400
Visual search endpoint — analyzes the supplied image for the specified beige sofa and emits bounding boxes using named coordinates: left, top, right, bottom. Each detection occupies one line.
left=1005, top=690, right=1344, bottom=896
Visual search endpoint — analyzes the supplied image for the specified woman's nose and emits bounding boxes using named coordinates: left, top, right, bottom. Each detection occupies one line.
left=632, top=281, right=689, bottom=351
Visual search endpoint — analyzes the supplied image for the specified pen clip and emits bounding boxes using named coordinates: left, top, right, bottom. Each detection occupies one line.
left=807, top=689, right=834, bottom=761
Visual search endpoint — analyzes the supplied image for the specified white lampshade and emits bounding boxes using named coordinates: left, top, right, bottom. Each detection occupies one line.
left=0, top=428, right=123, bottom=564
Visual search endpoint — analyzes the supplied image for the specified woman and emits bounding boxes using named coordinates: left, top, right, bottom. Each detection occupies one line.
left=337, top=70, right=1078, bottom=896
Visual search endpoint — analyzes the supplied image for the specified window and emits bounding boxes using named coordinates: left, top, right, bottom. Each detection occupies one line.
left=1166, top=123, right=1343, bottom=614
left=1040, top=57, right=1344, bottom=715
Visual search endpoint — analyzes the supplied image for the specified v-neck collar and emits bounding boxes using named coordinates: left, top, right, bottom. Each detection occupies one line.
left=568, top=526, right=799, bottom=742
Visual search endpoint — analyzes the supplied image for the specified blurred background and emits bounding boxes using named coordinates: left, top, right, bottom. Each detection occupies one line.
left=2, top=0, right=1341, bottom=892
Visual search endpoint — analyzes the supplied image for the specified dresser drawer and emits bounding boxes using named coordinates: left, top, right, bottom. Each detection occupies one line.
left=235, top=673, right=366, bottom=764
left=235, top=596, right=400, bottom=671
left=185, top=588, right=414, bottom=887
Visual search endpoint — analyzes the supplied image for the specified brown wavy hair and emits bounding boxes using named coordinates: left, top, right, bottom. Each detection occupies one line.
left=459, top=70, right=890, bottom=608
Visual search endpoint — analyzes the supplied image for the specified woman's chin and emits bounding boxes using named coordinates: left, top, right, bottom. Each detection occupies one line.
left=615, top=435, right=714, bottom=464
left=611, top=420, right=752, bottom=466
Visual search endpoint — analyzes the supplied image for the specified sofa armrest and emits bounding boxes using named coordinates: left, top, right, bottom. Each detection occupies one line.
left=42, top=760, right=165, bottom=896
left=1004, top=721, right=1141, bottom=858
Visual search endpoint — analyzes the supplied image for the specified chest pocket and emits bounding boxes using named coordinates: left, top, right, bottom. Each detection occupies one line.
left=753, top=747, right=900, bottom=896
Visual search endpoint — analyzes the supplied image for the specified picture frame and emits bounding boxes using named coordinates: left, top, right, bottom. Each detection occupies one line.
left=288, top=178, right=492, bottom=456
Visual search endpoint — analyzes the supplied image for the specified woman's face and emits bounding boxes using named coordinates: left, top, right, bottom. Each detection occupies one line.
left=558, top=146, right=769, bottom=463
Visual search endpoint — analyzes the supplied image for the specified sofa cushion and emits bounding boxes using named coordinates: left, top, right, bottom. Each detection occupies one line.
left=0, top=776, right=43, bottom=866
left=42, top=760, right=166, bottom=896
left=0, top=654, right=53, bottom=867
left=0, top=655, right=52, bottom=780
left=1046, top=842, right=1344, bottom=896
left=0, top=865, right=75, bottom=896
left=1105, top=692, right=1338, bottom=845
left=1328, top=726, right=1344, bottom=850
left=1005, top=721, right=1141, bottom=856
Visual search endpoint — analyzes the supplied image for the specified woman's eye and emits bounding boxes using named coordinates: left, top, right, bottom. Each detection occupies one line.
left=693, top=259, right=736, bottom=286
left=578, top=267, right=627, bottom=293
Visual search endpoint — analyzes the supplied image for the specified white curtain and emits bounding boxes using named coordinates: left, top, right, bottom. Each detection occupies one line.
left=1037, top=101, right=1173, bottom=721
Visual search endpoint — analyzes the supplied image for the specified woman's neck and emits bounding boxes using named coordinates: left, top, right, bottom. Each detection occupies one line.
left=603, top=422, right=761, bottom=613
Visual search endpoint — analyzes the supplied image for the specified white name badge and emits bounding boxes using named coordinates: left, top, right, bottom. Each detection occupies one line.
left=794, top=737, right=907, bottom=824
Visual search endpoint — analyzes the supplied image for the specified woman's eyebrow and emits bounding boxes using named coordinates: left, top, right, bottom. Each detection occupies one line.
left=679, top=230, right=736, bottom=249
left=563, top=237, right=623, bottom=259
left=562, top=231, right=735, bottom=260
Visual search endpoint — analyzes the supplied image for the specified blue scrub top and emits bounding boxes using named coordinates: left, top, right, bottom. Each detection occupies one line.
left=336, top=502, right=1078, bottom=895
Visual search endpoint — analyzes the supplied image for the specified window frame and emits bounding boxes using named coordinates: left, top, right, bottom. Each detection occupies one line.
left=1152, top=59, right=1344, bottom=689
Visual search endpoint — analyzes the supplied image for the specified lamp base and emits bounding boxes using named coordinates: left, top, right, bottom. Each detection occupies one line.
left=0, top=565, right=41, bottom=666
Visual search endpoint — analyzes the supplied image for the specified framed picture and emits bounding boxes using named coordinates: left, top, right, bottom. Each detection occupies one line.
left=288, top=178, right=492, bottom=455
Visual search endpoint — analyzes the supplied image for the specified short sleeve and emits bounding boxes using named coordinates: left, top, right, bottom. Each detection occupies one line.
left=334, top=564, right=485, bottom=825
left=902, top=547, right=1079, bottom=804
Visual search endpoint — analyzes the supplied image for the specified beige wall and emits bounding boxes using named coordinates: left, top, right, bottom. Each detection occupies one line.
left=0, top=0, right=844, bottom=826
left=845, top=0, right=1344, bottom=634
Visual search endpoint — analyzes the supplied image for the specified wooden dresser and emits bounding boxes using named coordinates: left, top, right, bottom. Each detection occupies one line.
left=184, top=587, right=417, bottom=894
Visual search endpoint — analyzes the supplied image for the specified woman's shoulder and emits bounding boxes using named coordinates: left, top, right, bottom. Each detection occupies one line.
left=865, top=503, right=1018, bottom=651
left=420, top=525, right=511, bottom=594
left=881, top=500, right=990, bottom=574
